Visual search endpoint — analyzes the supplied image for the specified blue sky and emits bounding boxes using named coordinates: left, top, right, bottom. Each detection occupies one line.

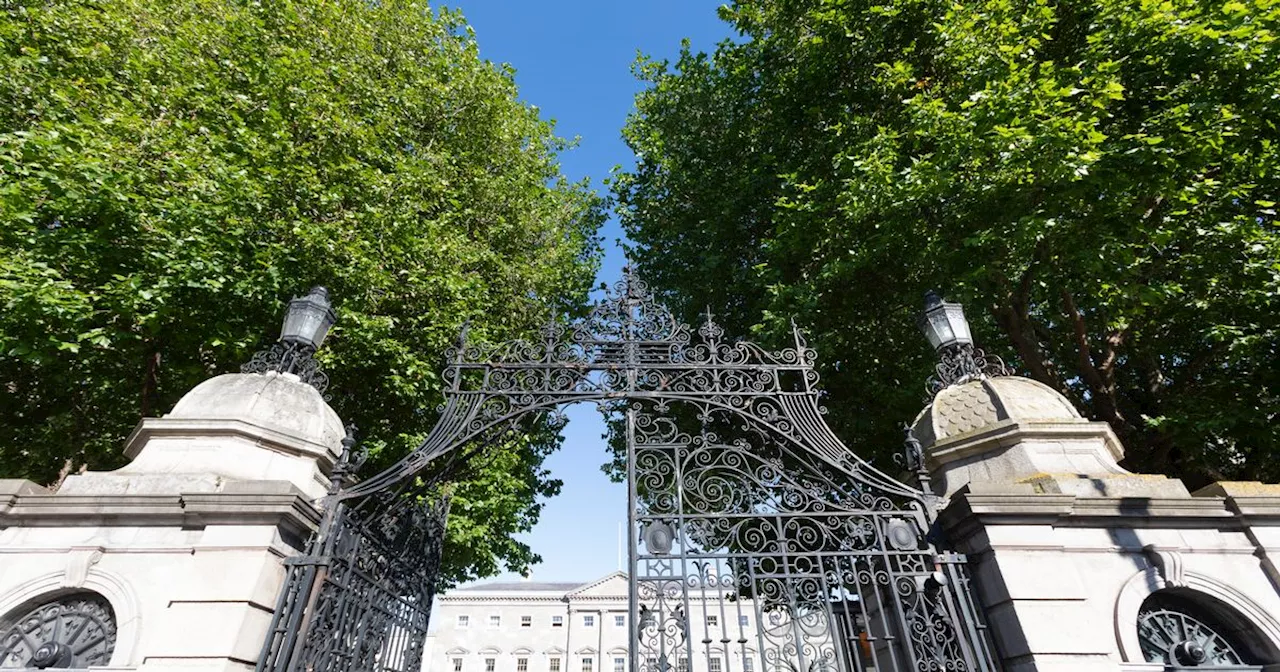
left=442, top=1, right=734, bottom=585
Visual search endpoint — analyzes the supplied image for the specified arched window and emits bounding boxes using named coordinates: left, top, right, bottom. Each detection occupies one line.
left=1138, top=591, right=1251, bottom=668
left=0, top=592, right=116, bottom=669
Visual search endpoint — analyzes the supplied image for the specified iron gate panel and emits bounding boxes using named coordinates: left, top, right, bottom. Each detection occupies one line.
left=624, top=397, right=990, bottom=672
left=258, top=495, right=449, bottom=672
left=256, top=271, right=1000, bottom=672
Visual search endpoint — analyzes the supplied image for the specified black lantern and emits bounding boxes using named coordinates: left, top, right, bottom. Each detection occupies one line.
left=280, top=286, right=337, bottom=349
left=242, top=286, right=337, bottom=393
left=916, top=290, right=972, bottom=352
left=916, top=290, right=1008, bottom=393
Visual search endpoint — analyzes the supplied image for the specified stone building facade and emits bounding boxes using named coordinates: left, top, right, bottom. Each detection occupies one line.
left=425, top=573, right=768, bottom=672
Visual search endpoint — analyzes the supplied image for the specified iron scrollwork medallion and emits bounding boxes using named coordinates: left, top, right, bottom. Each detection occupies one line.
left=0, top=594, right=116, bottom=669
left=1138, top=598, right=1247, bottom=667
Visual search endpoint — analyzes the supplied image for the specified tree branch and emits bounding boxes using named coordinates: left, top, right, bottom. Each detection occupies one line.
left=1060, top=289, right=1127, bottom=429
left=990, top=262, right=1062, bottom=390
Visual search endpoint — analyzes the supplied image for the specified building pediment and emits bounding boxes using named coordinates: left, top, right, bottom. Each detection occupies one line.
left=566, top=571, right=627, bottom=599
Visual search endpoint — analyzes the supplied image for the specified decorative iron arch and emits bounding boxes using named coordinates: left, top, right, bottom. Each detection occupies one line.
left=342, top=271, right=924, bottom=506
left=256, top=270, right=1000, bottom=672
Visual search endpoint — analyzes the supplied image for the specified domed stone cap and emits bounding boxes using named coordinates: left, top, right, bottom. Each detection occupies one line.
left=167, top=371, right=343, bottom=455
left=911, top=376, right=1081, bottom=448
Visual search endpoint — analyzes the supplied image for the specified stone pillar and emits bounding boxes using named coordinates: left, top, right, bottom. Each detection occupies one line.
left=0, top=371, right=341, bottom=672
left=913, top=376, right=1280, bottom=671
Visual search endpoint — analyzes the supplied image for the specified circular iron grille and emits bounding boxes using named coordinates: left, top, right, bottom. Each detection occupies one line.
left=1138, top=596, right=1245, bottom=667
left=0, top=594, right=116, bottom=669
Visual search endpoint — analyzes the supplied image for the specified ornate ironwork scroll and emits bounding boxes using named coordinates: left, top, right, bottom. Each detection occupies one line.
left=242, top=341, right=331, bottom=394
left=926, top=344, right=1009, bottom=397
left=341, top=272, right=922, bottom=504
left=256, top=269, right=1000, bottom=672
left=256, top=432, right=450, bottom=672
left=623, top=398, right=996, bottom=672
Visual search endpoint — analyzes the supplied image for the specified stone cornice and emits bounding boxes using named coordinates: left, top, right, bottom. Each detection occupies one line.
left=440, top=596, right=568, bottom=604
left=124, top=417, right=338, bottom=463
left=940, top=489, right=1239, bottom=541
left=927, top=419, right=1126, bottom=469
left=0, top=483, right=321, bottom=541
left=1225, top=496, right=1280, bottom=519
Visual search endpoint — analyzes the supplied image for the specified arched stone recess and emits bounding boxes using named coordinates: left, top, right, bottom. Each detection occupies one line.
left=479, top=647, right=503, bottom=656
left=0, top=565, right=142, bottom=667
left=513, top=647, right=535, bottom=657
left=1114, top=562, right=1280, bottom=664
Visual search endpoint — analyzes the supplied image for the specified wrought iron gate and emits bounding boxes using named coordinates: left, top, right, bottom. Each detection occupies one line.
left=257, top=271, right=1000, bottom=672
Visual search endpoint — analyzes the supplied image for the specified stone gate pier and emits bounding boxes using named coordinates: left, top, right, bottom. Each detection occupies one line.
left=0, top=370, right=338, bottom=670
left=920, top=376, right=1280, bottom=671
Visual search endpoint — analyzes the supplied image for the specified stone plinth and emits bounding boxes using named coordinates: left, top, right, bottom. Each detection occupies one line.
left=914, top=375, right=1280, bottom=670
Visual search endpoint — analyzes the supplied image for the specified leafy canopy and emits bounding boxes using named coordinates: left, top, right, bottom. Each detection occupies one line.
left=0, top=0, right=603, bottom=585
left=614, top=0, right=1280, bottom=486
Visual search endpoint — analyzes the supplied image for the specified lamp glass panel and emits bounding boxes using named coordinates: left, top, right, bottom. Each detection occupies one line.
left=943, top=304, right=973, bottom=345
left=925, top=310, right=954, bottom=349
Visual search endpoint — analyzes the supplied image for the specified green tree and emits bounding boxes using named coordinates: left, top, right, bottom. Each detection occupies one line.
left=614, top=0, right=1280, bottom=487
left=0, top=0, right=603, bottom=585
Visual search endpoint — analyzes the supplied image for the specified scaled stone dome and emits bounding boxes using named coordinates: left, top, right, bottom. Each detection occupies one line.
left=911, top=376, right=1081, bottom=448
left=167, top=371, right=343, bottom=455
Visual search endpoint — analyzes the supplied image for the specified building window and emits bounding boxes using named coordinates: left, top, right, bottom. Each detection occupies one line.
left=457, top=615, right=470, bottom=628
left=645, top=658, right=657, bottom=672
left=709, top=659, right=721, bottom=672
left=582, top=659, right=594, bottom=672
left=522, top=615, right=532, bottom=628
left=677, top=658, right=688, bottom=672
left=453, top=660, right=464, bottom=672
left=613, top=658, right=625, bottom=672
left=486, top=660, right=496, bottom=672
left=739, top=615, right=749, bottom=627
left=584, top=614, right=595, bottom=627
left=489, top=615, right=501, bottom=627
left=707, top=615, right=718, bottom=627
left=518, top=659, right=529, bottom=672
left=743, top=659, right=753, bottom=672
left=550, top=659, right=562, bottom=672
left=553, top=615, right=564, bottom=627
left=614, top=614, right=625, bottom=627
